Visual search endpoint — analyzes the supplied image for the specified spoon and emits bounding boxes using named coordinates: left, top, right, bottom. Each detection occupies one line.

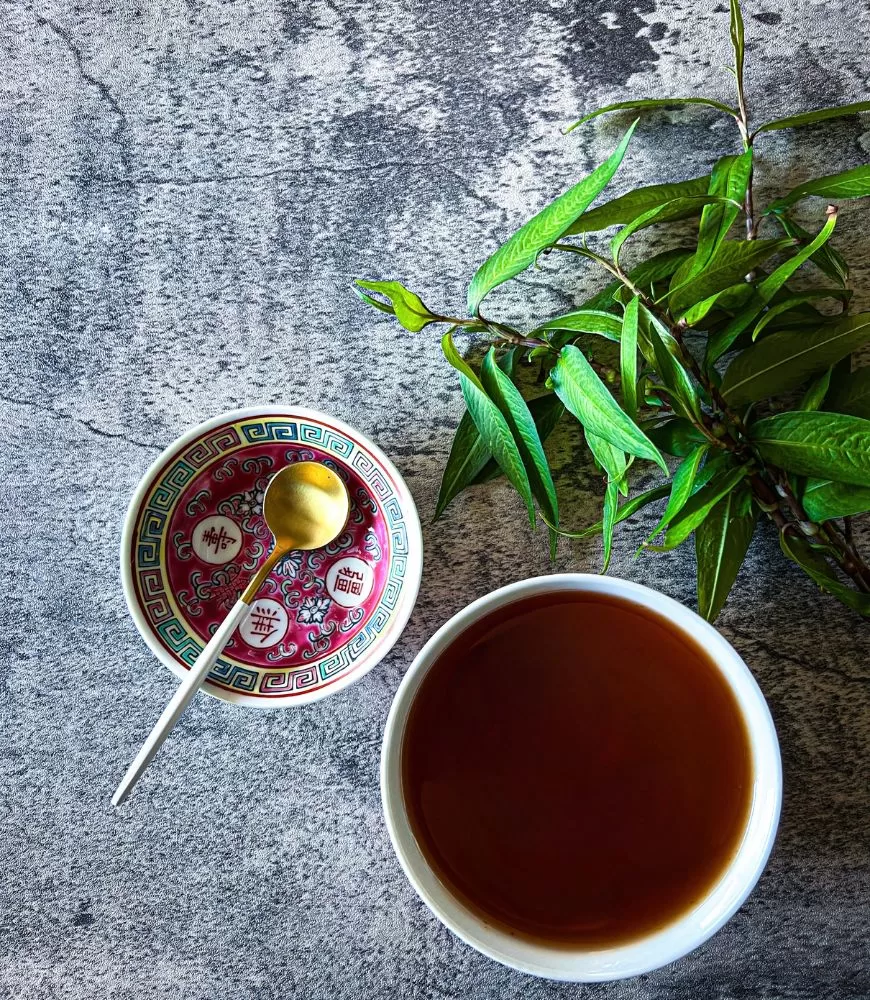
left=113, top=461, right=350, bottom=806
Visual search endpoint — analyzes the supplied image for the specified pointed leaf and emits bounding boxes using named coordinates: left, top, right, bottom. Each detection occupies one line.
left=730, top=0, right=745, bottom=88
left=580, top=280, right=623, bottom=311
left=774, top=215, right=849, bottom=286
left=471, top=393, right=565, bottom=485
left=801, top=478, right=870, bottom=521
left=721, top=312, right=870, bottom=406
left=627, top=248, right=696, bottom=289
left=564, top=98, right=738, bottom=133
left=645, top=444, right=709, bottom=544
left=650, top=464, right=749, bottom=551
left=442, top=333, right=535, bottom=521
left=620, top=296, right=639, bottom=420
left=681, top=282, right=756, bottom=326
left=696, top=486, right=758, bottom=621
left=354, top=286, right=395, bottom=315
left=533, top=309, right=622, bottom=345
left=481, top=349, right=559, bottom=536
left=434, top=412, right=491, bottom=519
left=548, top=485, right=670, bottom=539
left=354, top=280, right=441, bottom=332
left=611, top=196, right=733, bottom=264
left=800, top=368, right=833, bottom=412
left=689, top=151, right=752, bottom=277
left=780, top=532, right=870, bottom=616
left=646, top=418, right=708, bottom=456
left=601, top=479, right=619, bottom=572
left=640, top=306, right=703, bottom=422
left=707, top=211, right=838, bottom=362
left=550, top=345, right=668, bottom=472
left=754, top=101, right=870, bottom=134
left=749, top=410, right=870, bottom=486
left=586, top=432, right=629, bottom=495
left=563, top=176, right=710, bottom=236
left=666, top=238, right=794, bottom=316
left=768, top=165, right=870, bottom=212
left=613, top=248, right=696, bottom=305
left=467, top=123, right=637, bottom=314
left=752, top=289, right=851, bottom=342
left=825, top=365, right=870, bottom=419
left=436, top=344, right=520, bottom=517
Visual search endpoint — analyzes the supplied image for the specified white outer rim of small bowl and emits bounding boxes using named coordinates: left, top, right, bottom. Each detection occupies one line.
left=120, top=405, right=423, bottom=709
left=381, top=574, right=782, bottom=982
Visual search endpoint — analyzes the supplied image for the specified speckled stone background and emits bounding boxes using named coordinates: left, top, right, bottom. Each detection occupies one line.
left=3, top=0, right=869, bottom=996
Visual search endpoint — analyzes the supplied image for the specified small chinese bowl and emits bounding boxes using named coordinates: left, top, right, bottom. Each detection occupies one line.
left=121, top=407, right=423, bottom=707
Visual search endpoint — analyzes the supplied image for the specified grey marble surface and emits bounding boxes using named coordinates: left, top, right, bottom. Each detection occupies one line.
left=3, top=0, right=870, bottom=997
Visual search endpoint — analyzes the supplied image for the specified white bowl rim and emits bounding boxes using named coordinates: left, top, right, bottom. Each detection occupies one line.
left=120, top=405, right=423, bottom=708
left=381, top=573, right=782, bottom=981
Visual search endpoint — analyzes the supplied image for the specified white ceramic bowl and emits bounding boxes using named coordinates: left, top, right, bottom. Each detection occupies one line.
left=381, top=574, right=781, bottom=982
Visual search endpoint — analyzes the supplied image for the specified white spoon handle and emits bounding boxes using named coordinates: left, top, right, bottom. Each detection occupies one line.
left=112, top=598, right=252, bottom=806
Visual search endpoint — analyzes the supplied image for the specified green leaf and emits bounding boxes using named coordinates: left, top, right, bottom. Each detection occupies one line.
left=689, top=151, right=752, bottom=277
left=533, top=309, right=623, bottom=346
left=749, top=410, right=870, bottom=486
left=471, top=393, right=565, bottom=486
left=354, top=285, right=395, bottom=315
left=546, top=485, right=670, bottom=539
left=563, top=176, right=710, bottom=236
left=640, top=306, right=703, bottom=422
left=706, top=211, right=838, bottom=362
left=628, top=248, right=696, bottom=288
left=550, top=345, right=668, bottom=472
left=774, top=215, right=849, bottom=286
left=800, top=368, right=833, bottom=412
left=825, top=365, right=870, bottom=419
left=354, top=280, right=441, bottom=332
left=649, top=464, right=749, bottom=551
left=754, top=101, right=870, bottom=135
left=564, top=98, right=738, bottom=133
left=801, top=478, right=870, bottom=521
left=579, top=280, right=623, bottom=311
left=435, top=349, right=521, bottom=516
left=730, top=0, right=745, bottom=90
left=481, top=348, right=559, bottom=550
left=442, top=333, right=535, bottom=522
left=768, top=165, right=870, bottom=213
left=752, top=289, right=851, bottom=342
left=467, top=122, right=638, bottom=315
left=585, top=432, right=629, bottom=494
left=620, top=296, right=639, bottom=420
left=680, top=282, right=756, bottom=327
left=645, top=444, right=709, bottom=544
left=695, top=486, right=757, bottom=621
left=601, top=479, right=619, bottom=572
left=610, top=196, right=733, bottom=265
left=666, top=238, right=794, bottom=316
left=720, top=312, right=870, bottom=406
left=613, top=248, right=696, bottom=305
left=779, top=532, right=870, bottom=616
left=434, top=412, right=491, bottom=519
left=646, top=418, right=708, bottom=456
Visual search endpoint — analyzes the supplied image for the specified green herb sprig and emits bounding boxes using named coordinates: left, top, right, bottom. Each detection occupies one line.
left=355, top=0, right=870, bottom=622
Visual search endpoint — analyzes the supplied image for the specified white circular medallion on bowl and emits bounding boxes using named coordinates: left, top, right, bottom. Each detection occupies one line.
left=192, top=515, right=243, bottom=565
left=326, top=557, right=375, bottom=607
left=239, top=599, right=289, bottom=648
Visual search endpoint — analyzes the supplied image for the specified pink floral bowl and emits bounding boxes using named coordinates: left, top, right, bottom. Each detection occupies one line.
left=120, top=407, right=423, bottom=707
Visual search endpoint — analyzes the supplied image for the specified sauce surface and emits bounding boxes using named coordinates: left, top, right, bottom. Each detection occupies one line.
left=402, top=592, right=753, bottom=946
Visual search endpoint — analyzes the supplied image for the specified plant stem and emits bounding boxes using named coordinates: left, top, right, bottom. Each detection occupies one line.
left=732, top=47, right=759, bottom=242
